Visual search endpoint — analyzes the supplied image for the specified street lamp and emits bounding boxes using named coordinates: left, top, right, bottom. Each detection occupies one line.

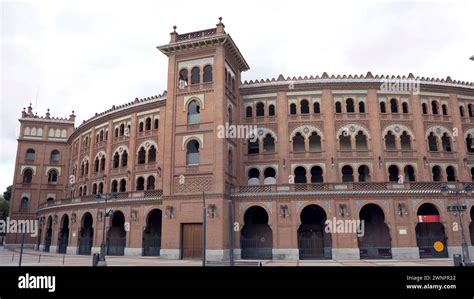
left=441, top=184, right=472, bottom=266
left=96, top=192, right=117, bottom=266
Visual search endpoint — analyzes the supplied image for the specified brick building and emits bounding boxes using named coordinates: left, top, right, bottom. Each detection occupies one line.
left=6, top=19, right=474, bottom=261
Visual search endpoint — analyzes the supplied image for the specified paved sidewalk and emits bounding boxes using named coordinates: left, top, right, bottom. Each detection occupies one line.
left=0, top=247, right=454, bottom=266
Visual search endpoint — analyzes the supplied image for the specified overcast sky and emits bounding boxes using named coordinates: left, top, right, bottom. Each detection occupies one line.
left=1, top=0, right=473, bottom=193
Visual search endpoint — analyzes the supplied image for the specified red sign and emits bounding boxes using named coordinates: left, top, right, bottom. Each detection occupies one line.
left=418, top=215, right=440, bottom=223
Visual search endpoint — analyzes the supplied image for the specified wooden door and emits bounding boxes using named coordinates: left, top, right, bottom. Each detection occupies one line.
left=181, top=223, right=202, bottom=259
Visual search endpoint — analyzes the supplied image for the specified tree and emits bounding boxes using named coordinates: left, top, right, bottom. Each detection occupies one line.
left=0, top=200, right=8, bottom=220
left=3, top=185, right=12, bottom=201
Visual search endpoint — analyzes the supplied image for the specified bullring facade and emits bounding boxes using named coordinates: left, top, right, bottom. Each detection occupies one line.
left=6, top=19, right=474, bottom=261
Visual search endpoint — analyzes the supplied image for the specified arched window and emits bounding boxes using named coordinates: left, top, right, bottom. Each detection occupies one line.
left=309, top=132, right=321, bottom=151
left=380, top=102, right=386, bottom=113
left=138, top=147, right=146, bottom=164
left=263, top=167, right=276, bottom=185
left=335, top=102, right=342, bottom=113
left=115, top=128, right=119, bottom=137
left=390, top=98, right=398, bottom=113
left=145, top=118, right=152, bottom=130
left=120, top=124, right=125, bottom=136
left=460, top=106, right=465, bottom=117
left=119, top=179, right=126, bottom=192
left=294, top=166, right=307, bottom=183
left=246, top=106, right=253, bottom=118
left=147, top=176, right=155, bottom=190
left=269, top=104, right=275, bottom=116
left=139, top=122, right=144, bottom=132
left=402, top=102, right=409, bottom=114
left=469, top=104, right=474, bottom=117
left=48, top=169, right=58, bottom=183
left=311, top=166, right=324, bottom=183
left=442, top=104, right=448, bottom=116
left=346, top=98, right=355, bottom=113
left=355, top=131, right=368, bottom=151
left=111, top=180, right=118, bottom=193
left=339, top=133, right=351, bottom=151
left=313, top=102, right=320, bottom=114
left=388, top=165, right=399, bottom=182
left=432, top=166, right=442, bottom=181
left=385, top=131, right=396, bottom=150
left=186, top=140, right=200, bottom=165
left=136, top=177, right=145, bottom=191
left=94, top=157, right=100, bottom=172
left=191, top=67, right=200, bottom=84
left=431, top=101, right=439, bottom=115
left=441, top=133, right=452, bottom=152
left=179, top=69, right=188, bottom=86
left=23, top=169, right=33, bottom=184
left=290, top=103, right=297, bottom=115
left=247, top=138, right=259, bottom=154
left=154, top=119, right=159, bottom=129
left=466, top=134, right=474, bottom=153
left=99, top=130, right=104, bottom=141
left=20, top=197, right=29, bottom=209
left=341, top=165, right=354, bottom=182
left=121, top=151, right=128, bottom=167
left=26, top=148, right=35, bottom=161
left=428, top=132, right=438, bottom=151
left=203, top=65, right=212, bottom=82
left=422, top=103, right=428, bottom=115
left=50, top=150, right=60, bottom=162
left=358, top=165, right=370, bottom=182
left=100, top=156, right=106, bottom=171
left=446, top=166, right=456, bottom=181
left=113, top=152, right=120, bottom=168
left=256, top=102, right=265, bottom=117
left=227, top=106, right=233, bottom=125
left=99, top=182, right=104, bottom=194
left=227, top=149, right=233, bottom=175
left=92, top=183, right=97, bottom=195
left=263, top=134, right=275, bottom=153
left=148, top=146, right=156, bottom=163
left=292, top=133, right=305, bottom=152
left=83, top=185, right=88, bottom=196
left=247, top=168, right=260, bottom=185
left=359, top=102, right=365, bottom=113
left=187, top=100, right=200, bottom=124
left=404, top=165, right=416, bottom=182
left=401, top=131, right=412, bottom=150
left=300, top=99, right=309, bottom=114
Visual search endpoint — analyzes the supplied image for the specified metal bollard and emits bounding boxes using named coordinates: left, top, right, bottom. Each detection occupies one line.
left=63, top=254, right=65, bottom=265
left=38, top=254, right=41, bottom=263
left=12, top=253, right=14, bottom=262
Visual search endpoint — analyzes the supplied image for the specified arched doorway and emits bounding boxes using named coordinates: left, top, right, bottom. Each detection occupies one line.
left=298, top=205, right=332, bottom=259
left=357, top=204, right=392, bottom=259
left=469, top=206, right=474, bottom=246
left=143, top=209, right=162, bottom=256
left=240, top=206, right=273, bottom=260
left=44, top=216, right=52, bottom=252
left=415, top=203, right=448, bottom=258
left=57, top=215, right=69, bottom=254
left=107, top=211, right=126, bottom=256
left=78, top=213, right=94, bottom=255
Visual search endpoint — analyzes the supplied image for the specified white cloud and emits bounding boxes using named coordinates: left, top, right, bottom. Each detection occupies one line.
left=1, top=0, right=473, bottom=192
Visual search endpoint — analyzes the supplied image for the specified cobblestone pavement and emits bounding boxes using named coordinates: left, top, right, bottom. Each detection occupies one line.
left=0, top=247, right=454, bottom=266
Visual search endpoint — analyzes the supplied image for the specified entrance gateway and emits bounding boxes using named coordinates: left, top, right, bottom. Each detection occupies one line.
left=181, top=223, right=202, bottom=259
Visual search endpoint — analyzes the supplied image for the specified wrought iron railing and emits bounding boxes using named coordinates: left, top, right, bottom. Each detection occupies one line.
left=231, top=182, right=469, bottom=194
left=38, top=189, right=163, bottom=209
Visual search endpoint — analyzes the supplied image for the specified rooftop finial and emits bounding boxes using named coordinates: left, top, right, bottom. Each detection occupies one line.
left=173, top=25, right=177, bottom=32
left=216, top=16, right=225, bottom=33
left=218, top=16, right=223, bottom=23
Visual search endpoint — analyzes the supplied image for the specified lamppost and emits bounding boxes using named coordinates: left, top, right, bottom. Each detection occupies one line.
left=96, top=192, right=117, bottom=266
left=441, top=184, right=472, bottom=266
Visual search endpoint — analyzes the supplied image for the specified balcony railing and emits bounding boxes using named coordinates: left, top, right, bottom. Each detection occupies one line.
left=231, top=182, right=467, bottom=194
left=38, top=190, right=163, bottom=210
